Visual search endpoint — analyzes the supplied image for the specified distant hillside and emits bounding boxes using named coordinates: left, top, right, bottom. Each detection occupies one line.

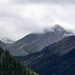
left=0, top=41, right=8, bottom=50
left=34, top=48, right=75, bottom=75
left=0, top=47, right=38, bottom=75
left=21, top=36, right=75, bottom=75
left=6, top=24, right=72, bottom=56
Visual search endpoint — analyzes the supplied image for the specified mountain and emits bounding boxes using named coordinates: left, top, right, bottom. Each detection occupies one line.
left=0, top=40, right=8, bottom=50
left=6, top=24, right=72, bottom=56
left=0, top=37, right=14, bottom=43
left=35, top=48, right=75, bottom=75
left=57, top=48, right=75, bottom=75
left=21, top=36, right=75, bottom=75
left=0, top=47, right=38, bottom=75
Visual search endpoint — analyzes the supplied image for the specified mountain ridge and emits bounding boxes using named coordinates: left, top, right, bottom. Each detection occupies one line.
left=9, top=25, right=73, bottom=56
left=21, top=36, right=75, bottom=75
left=0, top=24, right=73, bottom=56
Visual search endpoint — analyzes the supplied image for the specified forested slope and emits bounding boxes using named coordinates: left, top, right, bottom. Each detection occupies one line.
left=0, top=47, right=38, bottom=75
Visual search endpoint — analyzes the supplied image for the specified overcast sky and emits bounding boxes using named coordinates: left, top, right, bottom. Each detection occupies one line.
left=0, top=0, right=75, bottom=41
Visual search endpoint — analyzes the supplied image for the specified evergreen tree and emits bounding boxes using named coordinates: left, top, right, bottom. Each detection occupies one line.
left=0, top=47, right=38, bottom=75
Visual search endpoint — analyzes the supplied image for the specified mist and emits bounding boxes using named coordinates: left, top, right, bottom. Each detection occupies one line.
left=0, top=0, right=75, bottom=41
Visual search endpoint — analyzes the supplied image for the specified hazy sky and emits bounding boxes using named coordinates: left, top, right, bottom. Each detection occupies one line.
left=0, top=0, right=75, bottom=41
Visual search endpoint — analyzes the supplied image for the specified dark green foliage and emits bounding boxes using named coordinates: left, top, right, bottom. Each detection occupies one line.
left=0, top=47, right=38, bottom=75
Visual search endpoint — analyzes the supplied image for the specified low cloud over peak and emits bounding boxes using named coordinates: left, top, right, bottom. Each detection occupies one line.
left=0, top=0, right=75, bottom=41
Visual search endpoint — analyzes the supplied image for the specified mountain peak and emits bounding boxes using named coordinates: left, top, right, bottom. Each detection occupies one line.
left=54, top=24, right=65, bottom=32
left=54, top=24, right=61, bottom=27
left=44, top=24, right=68, bottom=34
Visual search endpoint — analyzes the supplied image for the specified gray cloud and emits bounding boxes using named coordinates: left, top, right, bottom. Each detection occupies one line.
left=12, top=0, right=75, bottom=5
left=0, top=0, right=75, bottom=41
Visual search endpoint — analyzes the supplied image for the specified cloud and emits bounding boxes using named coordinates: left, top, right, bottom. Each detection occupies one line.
left=0, top=0, right=75, bottom=41
left=12, top=0, right=75, bottom=5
